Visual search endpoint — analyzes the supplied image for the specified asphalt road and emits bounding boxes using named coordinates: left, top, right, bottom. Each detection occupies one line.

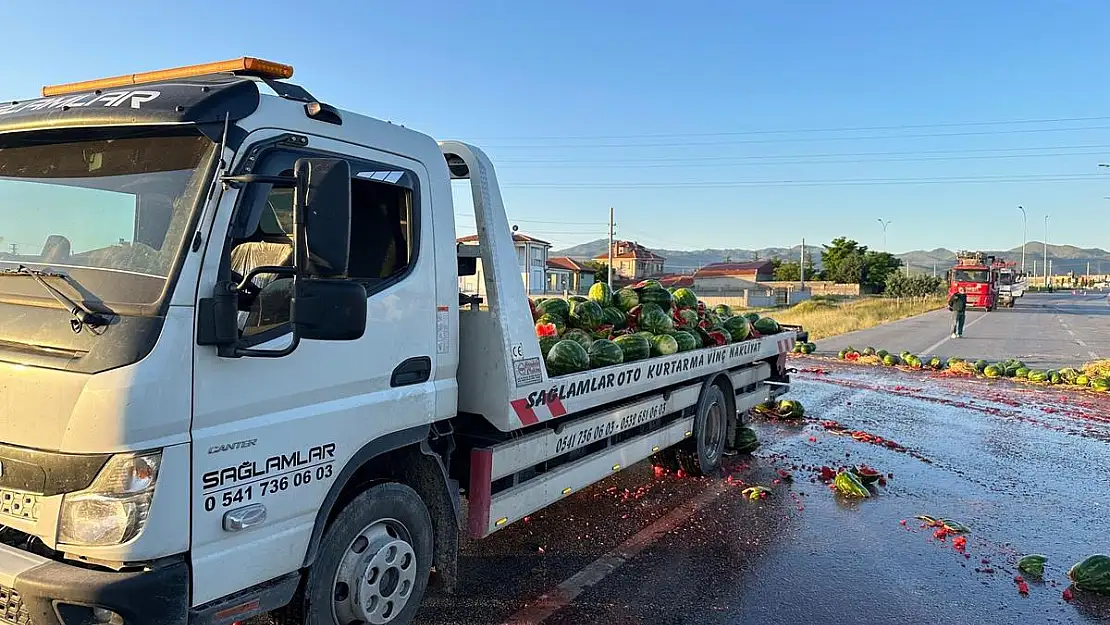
left=817, top=292, right=1110, bottom=370
left=405, top=363, right=1110, bottom=625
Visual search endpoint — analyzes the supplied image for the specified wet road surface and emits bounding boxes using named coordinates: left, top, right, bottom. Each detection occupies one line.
left=413, top=360, right=1110, bottom=625
left=818, top=292, right=1109, bottom=369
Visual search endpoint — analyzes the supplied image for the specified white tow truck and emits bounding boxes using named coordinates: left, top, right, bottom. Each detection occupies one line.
left=0, top=58, right=802, bottom=625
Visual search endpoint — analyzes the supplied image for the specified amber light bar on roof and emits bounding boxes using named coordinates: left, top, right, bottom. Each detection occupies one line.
left=42, top=57, right=294, bottom=97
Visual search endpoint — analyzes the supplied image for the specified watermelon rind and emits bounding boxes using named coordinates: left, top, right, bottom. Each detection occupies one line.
left=545, top=340, right=590, bottom=376
left=587, top=339, right=624, bottom=368
left=588, top=282, right=613, bottom=307
left=613, top=334, right=651, bottom=362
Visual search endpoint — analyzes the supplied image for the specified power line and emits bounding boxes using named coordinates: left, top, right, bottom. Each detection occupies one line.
left=481, top=125, right=1110, bottom=149
left=454, top=212, right=606, bottom=226
left=495, top=143, right=1110, bottom=165
left=496, top=148, right=1110, bottom=169
left=466, top=115, right=1110, bottom=141
left=502, top=173, right=1106, bottom=189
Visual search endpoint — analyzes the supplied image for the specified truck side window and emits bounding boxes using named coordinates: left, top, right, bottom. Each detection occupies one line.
left=348, top=178, right=414, bottom=285
left=234, top=175, right=295, bottom=337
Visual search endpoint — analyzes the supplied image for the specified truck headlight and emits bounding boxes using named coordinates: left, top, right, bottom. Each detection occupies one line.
left=57, top=452, right=161, bottom=547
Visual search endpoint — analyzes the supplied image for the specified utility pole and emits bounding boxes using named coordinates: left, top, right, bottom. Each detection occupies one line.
left=800, top=238, right=806, bottom=288
left=7, top=243, right=16, bottom=256
left=1017, top=205, right=1027, bottom=273
left=1033, top=259, right=1038, bottom=283
left=1043, top=215, right=1049, bottom=286
left=607, top=207, right=614, bottom=290
left=933, top=262, right=937, bottom=278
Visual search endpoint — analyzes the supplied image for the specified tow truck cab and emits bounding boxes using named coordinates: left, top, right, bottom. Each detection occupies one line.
left=0, top=58, right=472, bottom=624
left=948, top=251, right=998, bottom=311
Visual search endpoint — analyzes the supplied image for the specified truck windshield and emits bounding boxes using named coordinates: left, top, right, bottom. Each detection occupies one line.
left=953, top=269, right=989, bottom=283
left=998, top=272, right=1014, bottom=285
left=0, top=130, right=215, bottom=307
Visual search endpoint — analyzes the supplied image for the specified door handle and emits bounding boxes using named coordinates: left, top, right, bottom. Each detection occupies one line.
left=391, top=357, right=431, bottom=387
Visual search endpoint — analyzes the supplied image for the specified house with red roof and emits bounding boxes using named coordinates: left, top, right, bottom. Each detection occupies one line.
left=593, top=240, right=665, bottom=281
left=546, top=256, right=596, bottom=295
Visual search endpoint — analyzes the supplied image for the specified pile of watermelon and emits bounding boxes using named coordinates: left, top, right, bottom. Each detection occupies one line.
left=531, top=281, right=784, bottom=377
left=829, top=347, right=1110, bottom=391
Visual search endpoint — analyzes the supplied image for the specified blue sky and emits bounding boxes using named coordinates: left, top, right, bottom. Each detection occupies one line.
left=2, top=1, right=1109, bottom=255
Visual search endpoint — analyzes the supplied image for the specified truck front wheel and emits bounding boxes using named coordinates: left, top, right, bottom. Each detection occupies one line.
left=283, top=483, right=433, bottom=625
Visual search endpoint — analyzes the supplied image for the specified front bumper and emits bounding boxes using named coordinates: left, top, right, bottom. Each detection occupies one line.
left=0, top=543, right=187, bottom=625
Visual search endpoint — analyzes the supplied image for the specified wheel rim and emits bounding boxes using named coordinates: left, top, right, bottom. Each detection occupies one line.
left=332, top=518, right=417, bottom=625
left=701, top=396, right=725, bottom=464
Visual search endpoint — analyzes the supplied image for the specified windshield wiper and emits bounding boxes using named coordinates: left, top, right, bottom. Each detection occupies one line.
left=0, top=266, right=109, bottom=332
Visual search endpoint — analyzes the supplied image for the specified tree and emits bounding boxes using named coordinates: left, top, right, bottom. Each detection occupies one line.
left=821, top=238, right=868, bottom=284
left=884, top=272, right=946, bottom=298
left=583, top=260, right=609, bottom=282
left=773, top=257, right=818, bottom=281
left=863, top=251, right=903, bottom=290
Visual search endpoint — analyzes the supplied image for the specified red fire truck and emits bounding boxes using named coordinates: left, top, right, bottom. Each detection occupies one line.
left=948, top=251, right=998, bottom=311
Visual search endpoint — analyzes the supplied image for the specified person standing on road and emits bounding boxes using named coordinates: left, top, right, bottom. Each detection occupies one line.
left=948, top=290, right=967, bottom=338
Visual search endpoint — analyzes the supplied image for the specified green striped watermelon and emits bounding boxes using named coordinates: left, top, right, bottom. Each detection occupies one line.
left=614, top=288, right=640, bottom=312
left=752, top=317, right=781, bottom=335
left=602, top=307, right=627, bottom=329
left=639, top=304, right=674, bottom=334
left=650, top=334, right=679, bottom=357
left=672, top=331, right=698, bottom=352
left=1068, top=555, right=1110, bottom=594
left=672, top=288, right=698, bottom=309
left=546, top=340, right=590, bottom=376
left=742, top=312, right=760, bottom=323
left=613, top=334, right=651, bottom=362
left=639, top=287, right=673, bottom=311
left=569, top=300, right=604, bottom=330
left=587, top=339, right=624, bottom=368
left=536, top=299, right=570, bottom=319
left=588, top=282, right=613, bottom=307
left=713, top=304, right=733, bottom=318
left=722, top=316, right=752, bottom=342
left=562, top=329, right=593, bottom=350
left=538, top=335, right=559, bottom=357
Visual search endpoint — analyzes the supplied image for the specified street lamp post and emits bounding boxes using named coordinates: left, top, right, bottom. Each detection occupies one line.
left=1017, top=205, right=1027, bottom=273
left=877, top=218, right=892, bottom=250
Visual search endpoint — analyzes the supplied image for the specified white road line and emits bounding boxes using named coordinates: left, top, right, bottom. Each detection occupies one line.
left=922, top=313, right=990, bottom=355
left=1077, top=339, right=1088, bottom=347
left=1090, top=351, right=1101, bottom=359
left=1067, top=329, right=1076, bottom=336
left=502, top=480, right=731, bottom=624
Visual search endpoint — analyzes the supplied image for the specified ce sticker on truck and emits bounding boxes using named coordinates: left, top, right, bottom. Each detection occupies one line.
left=199, top=443, right=337, bottom=513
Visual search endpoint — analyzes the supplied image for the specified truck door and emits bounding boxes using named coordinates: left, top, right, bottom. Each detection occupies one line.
left=189, top=134, right=438, bottom=606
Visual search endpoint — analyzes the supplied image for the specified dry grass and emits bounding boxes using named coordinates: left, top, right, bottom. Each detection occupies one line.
left=760, top=296, right=946, bottom=341
left=1082, top=359, right=1110, bottom=378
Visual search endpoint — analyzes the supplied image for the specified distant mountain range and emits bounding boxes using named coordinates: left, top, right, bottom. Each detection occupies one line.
left=553, top=239, right=1110, bottom=276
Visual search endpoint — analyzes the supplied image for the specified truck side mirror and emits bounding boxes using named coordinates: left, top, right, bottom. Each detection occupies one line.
left=294, top=157, right=351, bottom=278
left=295, top=279, right=367, bottom=341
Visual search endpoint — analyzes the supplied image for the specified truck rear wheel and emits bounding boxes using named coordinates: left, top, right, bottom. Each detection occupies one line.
left=280, top=483, right=433, bottom=625
left=675, top=384, right=729, bottom=476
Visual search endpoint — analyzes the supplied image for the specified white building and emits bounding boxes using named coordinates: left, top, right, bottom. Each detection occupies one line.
left=457, top=232, right=551, bottom=296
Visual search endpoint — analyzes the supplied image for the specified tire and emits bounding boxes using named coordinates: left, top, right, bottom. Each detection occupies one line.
left=277, top=483, right=434, bottom=625
left=675, top=384, right=729, bottom=476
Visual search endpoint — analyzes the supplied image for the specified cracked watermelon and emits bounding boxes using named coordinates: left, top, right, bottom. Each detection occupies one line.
left=672, top=288, right=698, bottom=309
left=535, top=314, right=565, bottom=336
left=675, top=308, right=700, bottom=330
left=1068, top=555, right=1110, bottom=594
left=545, top=340, right=590, bottom=376
left=722, top=316, right=752, bottom=342
left=613, top=334, right=651, bottom=362
left=587, top=338, right=624, bottom=368
left=588, top=282, right=613, bottom=307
